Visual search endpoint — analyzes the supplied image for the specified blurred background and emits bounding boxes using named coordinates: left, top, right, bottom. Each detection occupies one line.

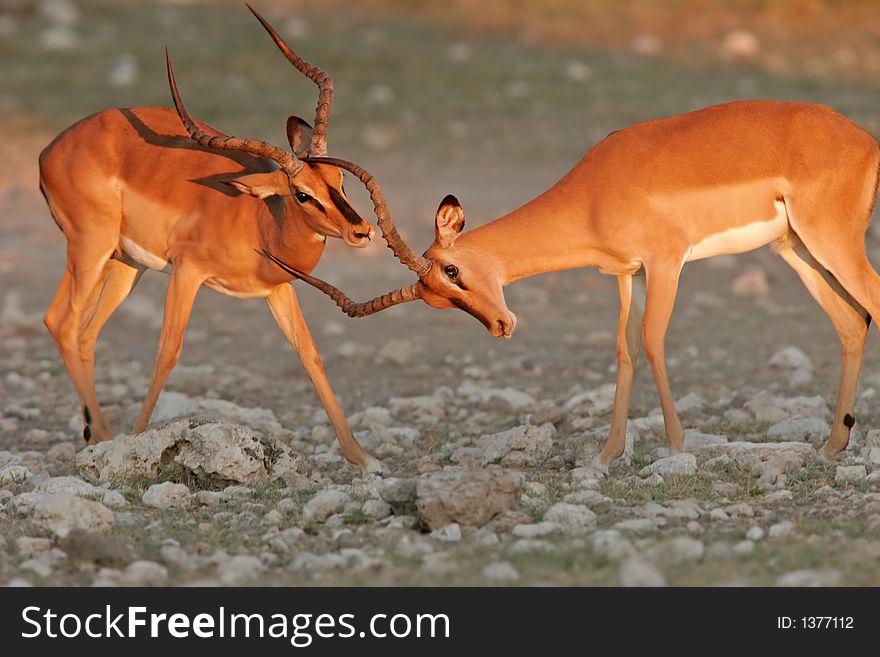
left=3, top=0, right=880, bottom=442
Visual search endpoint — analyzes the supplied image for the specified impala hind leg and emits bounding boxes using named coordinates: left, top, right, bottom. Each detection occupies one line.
left=642, top=260, right=685, bottom=454
left=77, top=260, right=145, bottom=440
left=132, top=265, right=203, bottom=434
left=44, top=242, right=117, bottom=444
left=266, top=284, right=382, bottom=474
left=774, top=234, right=869, bottom=458
left=596, top=272, right=646, bottom=470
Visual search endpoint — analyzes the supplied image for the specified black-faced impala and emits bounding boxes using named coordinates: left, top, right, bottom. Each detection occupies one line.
left=39, top=5, right=389, bottom=473
left=265, top=99, right=880, bottom=472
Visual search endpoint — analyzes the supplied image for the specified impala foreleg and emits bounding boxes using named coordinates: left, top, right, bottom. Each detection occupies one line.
left=266, top=284, right=382, bottom=474
left=642, top=260, right=685, bottom=454
left=597, top=272, right=646, bottom=470
left=132, top=265, right=203, bottom=434
left=774, top=235, right=869, bottom=458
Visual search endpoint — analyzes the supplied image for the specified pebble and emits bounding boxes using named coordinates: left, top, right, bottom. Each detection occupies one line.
left=619, top=557, right=666, bottom=587
left=542, top=503, right=597, bottom=535
left=303, top=490, right=351, bottom=523
left=482, top=561, right=519, bottom=582
left=638, top=453, right=697, bottom=477
left=142, top=482, right=191, bottom=509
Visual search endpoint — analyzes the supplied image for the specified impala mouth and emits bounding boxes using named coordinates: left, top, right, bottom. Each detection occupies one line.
left=342, top=225, right=375, bottom=248
left=491, top=314, right=517, bottom=339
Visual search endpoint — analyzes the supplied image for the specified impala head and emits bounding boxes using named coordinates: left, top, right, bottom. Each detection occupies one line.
left=260, top=187, right=518, bottom=339
left=166, top=4, right=373, bottom=247
left=224, top=161, right=374, bottom=247
left=415, top=195, right=515, bottom=337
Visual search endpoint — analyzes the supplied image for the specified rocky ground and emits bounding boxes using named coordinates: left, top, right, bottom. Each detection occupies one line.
left=3, top=1, right=880, bottom=587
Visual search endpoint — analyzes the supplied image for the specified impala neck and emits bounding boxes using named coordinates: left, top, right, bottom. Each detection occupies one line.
left=263, top=196, right=326, bottom=273
left=457, top=167, right=612, bottom=284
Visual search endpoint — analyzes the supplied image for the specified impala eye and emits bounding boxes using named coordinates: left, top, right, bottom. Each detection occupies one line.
left=444, top=264, right=459, bottom=280
left=294, top=191, right=312, bottom=204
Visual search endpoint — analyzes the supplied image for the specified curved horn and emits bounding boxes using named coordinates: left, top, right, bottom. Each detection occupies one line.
left=259, top=249, right=420, bottom=317
left=302, top=156, right=433, bottom=277
left=166, top=49, right=302, bottom=175
left=247, top=3, right=332, bottom=156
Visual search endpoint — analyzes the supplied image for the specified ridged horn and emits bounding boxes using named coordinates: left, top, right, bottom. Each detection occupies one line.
left=302, top=156, right=432, bottom=277
left=166, top=48, right=302, bottom=175
left=259, top=249, right=420, bottom=317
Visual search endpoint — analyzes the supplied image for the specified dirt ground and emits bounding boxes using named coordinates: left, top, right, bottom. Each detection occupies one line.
left=2, top=1, right=880, bottom=586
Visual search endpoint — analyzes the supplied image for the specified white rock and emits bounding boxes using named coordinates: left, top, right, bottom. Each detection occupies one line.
left=732, top=540, right=755, bottom=556
left=33, top=494, right=114, bottom=537
left=776, top=569, right=841, bottom=587
left=665, top=537, right=705, bottom=563
left=543, top=503, right=596, bottom=535
left=746, top=525, right=765, bottom=541
left=0, top=464, right=29, bottom=484
left=77, top=418, right=309, bottom=487
left=458, top=381, right=535, bottom=409
left=767, top=417, right=829, bottom=443
left=563, top=383, right=616, bottom=416
left=512, top=521, right=558, bottom=538
left=591, top=530, right=634, bottom=560
left=639, top=453, right=697, bottom=477
left=123, top=560, right=168, bottom=586
left=303, top=490, right=351, bottom=523
left=684, top=430, right=727, bottom=450
left=429, top=523, right=462, bottom=542
left=362, top=499, right=392, bottom=520
left=835, top=465, right=867, bottom=483
left=219, top=555, right=265, bottom=586
left=768, top=521, right=795, bottom=539
left=482, top=561, right=519, bottom=582
left=142, top=482, right=191, bottom=509
left=152, top=390, right=200, bottom=423
left=675, top=393, right=705, bottom=414
left=619, top=557, right=666, bottom=587
left=479, top=424, right=554, bottom=467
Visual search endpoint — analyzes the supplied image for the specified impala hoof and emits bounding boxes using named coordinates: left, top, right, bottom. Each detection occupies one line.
left=589, top=457, right=610, bottom=477
left=360, top=455, right=385, bottom=475
left=817, top=443, right=841, bottom=463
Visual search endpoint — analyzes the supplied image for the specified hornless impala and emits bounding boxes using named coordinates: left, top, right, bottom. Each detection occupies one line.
left=38, top=6, right=385, bottom=472
left=263, top=100, right=880, bottom=471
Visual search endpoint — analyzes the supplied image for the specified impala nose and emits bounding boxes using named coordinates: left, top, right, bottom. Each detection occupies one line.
left=495, top=313, right=516, bottom=339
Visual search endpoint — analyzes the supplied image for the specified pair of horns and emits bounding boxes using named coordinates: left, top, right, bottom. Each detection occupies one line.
left=166, top=3, right=329, bottom=178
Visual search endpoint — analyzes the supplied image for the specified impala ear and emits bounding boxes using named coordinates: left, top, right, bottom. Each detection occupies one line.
left=286, top=115, right=313, bottom=157
left=225, top=170, right=291, bottom=199
left=435, top=194, right=465, bottom=248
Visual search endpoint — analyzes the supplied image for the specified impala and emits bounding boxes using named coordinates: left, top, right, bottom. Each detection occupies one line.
left=264, top=100, right=880, bottom=471
left=39, top=6, right=385, bottom=472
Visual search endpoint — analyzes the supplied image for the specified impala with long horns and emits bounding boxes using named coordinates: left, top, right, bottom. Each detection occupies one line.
left=266, top=100, right=880, bottom=471
left=39, top=5, right=386, bottom=472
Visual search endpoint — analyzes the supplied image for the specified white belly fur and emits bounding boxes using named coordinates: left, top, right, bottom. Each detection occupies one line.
left=119, top=235, right=170, bottom=272
left=687, top=199, right=788, bottom=262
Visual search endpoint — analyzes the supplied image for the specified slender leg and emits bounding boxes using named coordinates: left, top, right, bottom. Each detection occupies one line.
left=266, top=284, right=381, bottom=473
left=597, top=271, right=646, bottom=469
left=77, top=260, right=144, bottom=440
left=774, top=235, right=869, bottom=457
left=642, top=259, right=685, bottom=453
left=44, top=243, right=116, bottom=444
left=132, top=264, right=203, bottom=434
